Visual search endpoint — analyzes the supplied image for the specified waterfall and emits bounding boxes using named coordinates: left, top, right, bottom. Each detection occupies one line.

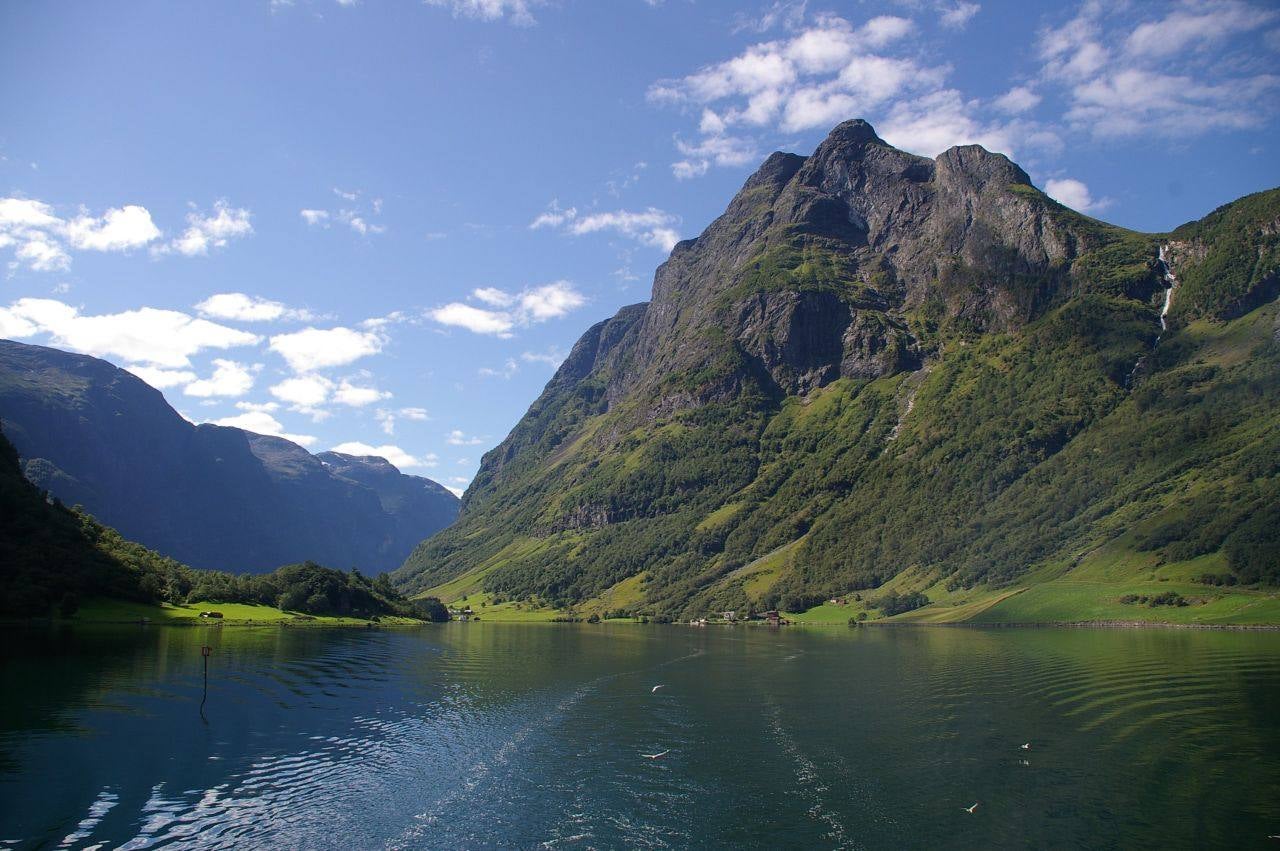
left=1126, top=244, right=1178, bottom=389
left=1157, top=245, right=1177, bottom=334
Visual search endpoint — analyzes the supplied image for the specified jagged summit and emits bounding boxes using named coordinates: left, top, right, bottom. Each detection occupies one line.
left=394, top=119, right=1280, bottom=620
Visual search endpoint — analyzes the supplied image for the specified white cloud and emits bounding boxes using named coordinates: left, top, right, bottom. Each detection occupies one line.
left=158, top=200, right=252, bottom=257
left=879, top=89, right=1015, bottom=157
left=428, top=303, right=515, bottom=336
left=446, top=429, right=485, bottom=446
left=521, top=347, right=567, bottom=368
left=0, top=297, right=260, bottom=368
left=0, top=197, right=163, bottom=271
left=479, top=358, right=519, bottom=379
left=532, top=205, right=682, bottom=252
left=14, top=237, right=70, bottom=272
left=375, top=405, right=429, bottom=436
left=1126, top=1, right=1276, bottom=58
left=268, top=326, right=383, bottom=372
left=672, top=159, right=710, bottom=180
left=1065, top=68, right=1279, bottom=138
left=0, top=197, right=60, bottom=230
left=299, top=193, right=384, bottom=237
left=423, top=0, right=539, bottom=25
left=529, top=202, right=578, bottom=230
left=270, top=374, right=334, bottom=408
left=208, top=411, right=317, bottom=447
left=1037, top=1, right=1280, bottom=140
left=993, top=85, right=1041, bottom=114
left=1044, top=177, right=1108, bottom=213
left=472, top=286, right=515, bottom=307
left=672, top=133, right=759, bottom=178
left=236, top=400, right=280, bottom=413
left=195, top=292, right=313, bottom=323
left=330, top=441, right=437, bottom=469
left=646, top=12, right=967, bottom=174
left=427, top=281, right=586, bottom=337
left=938, top=2, right=980, bottom=29
left=64, top=205, right=160, bottom=251
left=535, top=202, right=686, bottom=249
left=127, top=365, right=198, bottom=389
left=333, top=379, right=391, bottom=407
left=518, top=281, right=587, bottom=320
left=338, top=209, right=385, bottom=236
left=184, top=359, right=258, bottom=398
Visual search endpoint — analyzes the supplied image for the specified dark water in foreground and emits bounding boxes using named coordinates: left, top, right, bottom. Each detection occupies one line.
left=1, top=624, right=1278, bottom=849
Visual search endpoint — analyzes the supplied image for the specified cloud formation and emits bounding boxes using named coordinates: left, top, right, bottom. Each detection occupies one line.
left=195, top=292, right=314, bottom=323
left=647, top=1, right=1277, bottom=177
left=208, top=410, right=317, bottom=447
left=1045, top=177, right=1108, bottom=213
left=0, top=197, right=161, bottom=271
left=156, top=200, right=252, bottom=256
left=268, top=326, right=384, bottom=372
left=531, top=204, right=681, bottom=251
left=329, top=441, right=437, bottom=469
left=0, top=297, right=259, bottom=368
left=1038, top=1, right=1279, bottom=139
left=184, top=359, right=258, bottom=398
left=423, top=0, right=538, bottom=26
left=427, top=281, right=586, bottom=337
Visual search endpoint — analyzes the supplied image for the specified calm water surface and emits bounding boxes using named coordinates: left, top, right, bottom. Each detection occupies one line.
left=1, top=623, right=1278, bottom=849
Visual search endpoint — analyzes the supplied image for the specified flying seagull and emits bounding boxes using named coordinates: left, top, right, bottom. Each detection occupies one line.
left=651, top=684, right=666, bottom=693
left=641, top=750, right=670, bottom=760
left=962, top=803, right=979, bottom=814
left=1020, top=742, right=1031, bottom=750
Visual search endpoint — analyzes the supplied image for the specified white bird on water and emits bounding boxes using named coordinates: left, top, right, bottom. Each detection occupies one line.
left=962, top=803, right=979, bottom=814
left=651, top=684, right=666, bottom=693
left=641, top=750, right=670, bottom=760
left=1020, top=742, right=1031, bottom=750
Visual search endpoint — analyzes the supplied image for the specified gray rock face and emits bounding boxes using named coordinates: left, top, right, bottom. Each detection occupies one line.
left=733, top=291, right=918, bottom=394
left=443, top=118, right=1139, bottom=532
left=550, top=119, right=1114, bottom=416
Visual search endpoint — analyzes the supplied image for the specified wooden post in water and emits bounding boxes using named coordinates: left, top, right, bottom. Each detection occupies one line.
left=200, top=645, right=212, bottom=720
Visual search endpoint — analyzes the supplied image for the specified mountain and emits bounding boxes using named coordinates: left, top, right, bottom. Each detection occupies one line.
left=394, top=119, right=1280, bottom=623
left=0, top=423, right=445, bottom=621
left=0, top=340, right=459, bottom=573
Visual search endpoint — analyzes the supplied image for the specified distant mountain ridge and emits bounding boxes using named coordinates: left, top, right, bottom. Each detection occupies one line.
left=394, top=119, right=1279, bottom=623
left=0, top=339, right=459, bottom=573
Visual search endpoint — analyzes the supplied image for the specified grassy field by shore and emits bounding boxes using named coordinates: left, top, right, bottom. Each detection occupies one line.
left=58, top=598, right=423, bottom=626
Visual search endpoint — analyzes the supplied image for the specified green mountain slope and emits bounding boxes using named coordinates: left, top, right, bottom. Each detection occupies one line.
left=392, top=120, right=1280, bottom=624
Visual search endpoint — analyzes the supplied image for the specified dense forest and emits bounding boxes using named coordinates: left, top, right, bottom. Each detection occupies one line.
left=0, top=424, right=447, bottom=621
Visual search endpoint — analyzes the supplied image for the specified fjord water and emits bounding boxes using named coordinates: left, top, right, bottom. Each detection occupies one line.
left=2, top=625, right=1278, bottom=849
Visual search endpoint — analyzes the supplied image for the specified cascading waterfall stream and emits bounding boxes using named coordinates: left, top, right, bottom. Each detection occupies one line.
left=1157, top=244, right=1177, bottom=336
left=1125, top=244, right=1179, bottom=388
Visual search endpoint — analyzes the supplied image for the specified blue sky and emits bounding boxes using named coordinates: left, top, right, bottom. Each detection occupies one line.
left=2, top=0, right=1278, bottom=495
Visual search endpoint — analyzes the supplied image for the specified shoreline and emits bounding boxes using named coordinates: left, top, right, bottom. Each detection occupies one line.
left=0, top=616, right=428, bottom=629
left=863, top=619, right=1280, bottom=631
left=5, top=614, right=1279, bottom=631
